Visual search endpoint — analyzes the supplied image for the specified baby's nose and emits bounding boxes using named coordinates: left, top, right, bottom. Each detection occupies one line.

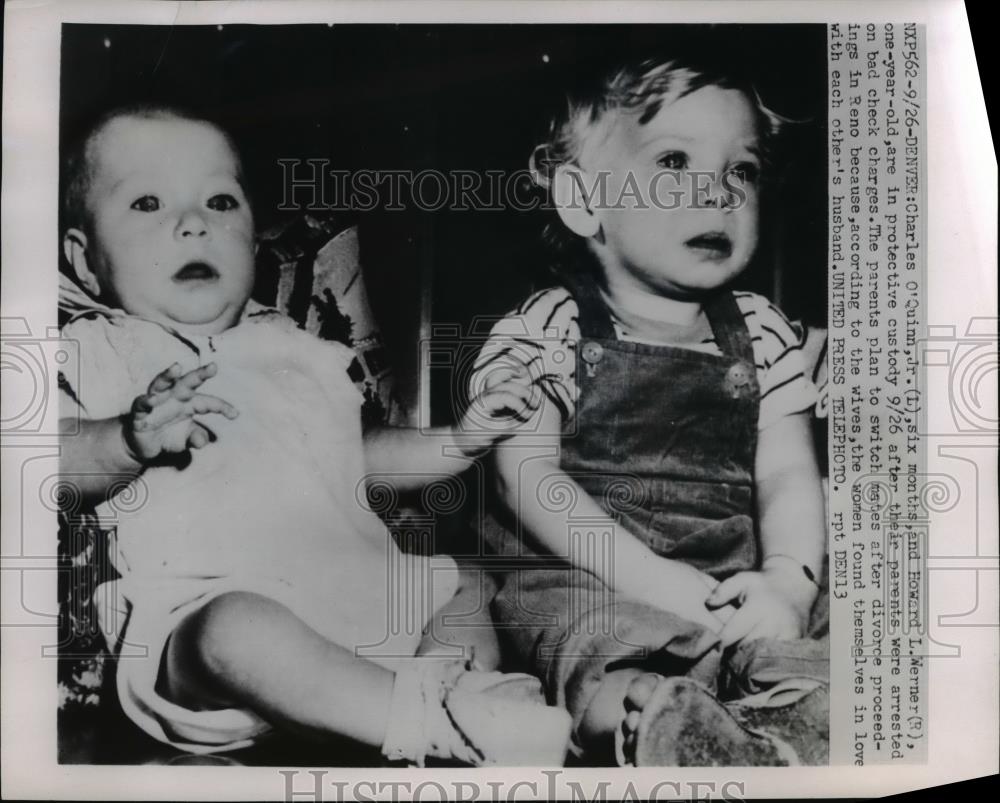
left=175, top=209, right=209, bottom=238
left=702, top=175, right=731, bottom=210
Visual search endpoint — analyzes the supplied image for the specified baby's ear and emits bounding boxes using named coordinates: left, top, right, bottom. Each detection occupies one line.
left=63, top=228, right=102, bottom=297
left=552, top=165, right=601, bottom=239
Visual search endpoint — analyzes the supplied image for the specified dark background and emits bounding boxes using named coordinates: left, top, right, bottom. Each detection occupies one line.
left=60, top=23, right=828, bottom=421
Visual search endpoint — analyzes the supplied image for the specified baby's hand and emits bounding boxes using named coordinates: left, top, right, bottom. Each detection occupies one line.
left=123, top=362, right=238, bottom=463
left=452, top=365, right=540, bottom=456
left=707, top=567, right=816, bottom=648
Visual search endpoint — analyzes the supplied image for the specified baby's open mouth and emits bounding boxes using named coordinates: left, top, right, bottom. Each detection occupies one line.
left=685, top=232, right=733, bottom=258
left=173, top=261, right=220, bottom=282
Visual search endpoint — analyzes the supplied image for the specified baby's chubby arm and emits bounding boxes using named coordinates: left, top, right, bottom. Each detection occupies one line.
left=362, top=364, right=541, bottom=490
left=59, top=362, right=238, bottom=501
left=707, top=411, right=826, bottom=647
left=494, top=393, right=732, bottom=636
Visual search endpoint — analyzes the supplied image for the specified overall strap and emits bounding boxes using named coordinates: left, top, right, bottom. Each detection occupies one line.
left=703, top=290, right=755, bottom=364
left=564, top=275, right=616, bottom=340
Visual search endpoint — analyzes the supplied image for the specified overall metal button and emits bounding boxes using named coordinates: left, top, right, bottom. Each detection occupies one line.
left=727, top=362, right=752, bottom=385
left=581, top=342, right=604, bottom=364
left=725, top=361, right=753, bottom=397
left=582, top=342, right=604, bottom=377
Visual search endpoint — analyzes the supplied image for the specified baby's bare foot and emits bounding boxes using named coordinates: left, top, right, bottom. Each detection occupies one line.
left=577, top=667, right=642, bottom=759
left=625, top=676, right=796, bottom=767
left=577, top=668, right=668, bottom=764
left=619, top=672, right=661, bottom=762
left=585, top=668, right=803, bottom=766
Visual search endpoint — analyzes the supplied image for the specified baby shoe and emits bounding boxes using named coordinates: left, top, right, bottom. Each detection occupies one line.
left=382, top=658, right=571, bottom=767
left=726, top=679, right=830, bottom=765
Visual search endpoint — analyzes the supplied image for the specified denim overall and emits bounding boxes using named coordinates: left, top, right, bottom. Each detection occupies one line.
left=490, top=281, right=828, bottom=747
left=562, top=282, right=761, bottom=578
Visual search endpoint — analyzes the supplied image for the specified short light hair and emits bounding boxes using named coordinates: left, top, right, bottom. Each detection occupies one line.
left=529, top=55, right=786, bottom=283
left=531, top=56, right=783, bottom=184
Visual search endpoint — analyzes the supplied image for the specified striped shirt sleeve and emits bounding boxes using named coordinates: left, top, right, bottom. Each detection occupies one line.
left=469, top=287, right=580, bottom=421
left=471, top=288, right=816, bottom=431
left=735, top=292, right=818, bottom=429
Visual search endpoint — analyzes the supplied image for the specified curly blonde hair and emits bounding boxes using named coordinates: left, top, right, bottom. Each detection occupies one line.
left=529, top=55, right=787, bottom=284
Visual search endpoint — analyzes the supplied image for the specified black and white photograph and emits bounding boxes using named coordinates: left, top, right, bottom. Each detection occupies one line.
left=53, top=20, right=831, bottom=769
left=1, top=0, right=996, bottom=799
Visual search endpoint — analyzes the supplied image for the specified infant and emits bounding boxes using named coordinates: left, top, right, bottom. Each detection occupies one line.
left=58, top=104, right=570, bottom=764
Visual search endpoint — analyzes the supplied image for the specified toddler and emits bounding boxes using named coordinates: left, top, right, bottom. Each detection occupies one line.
left=58, top=104, right=570, bottom=765
left=472, top=55, right=829, bottom=765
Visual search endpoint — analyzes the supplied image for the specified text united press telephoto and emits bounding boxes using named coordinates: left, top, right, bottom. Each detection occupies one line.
left=51, top=21, right=841, bottom=768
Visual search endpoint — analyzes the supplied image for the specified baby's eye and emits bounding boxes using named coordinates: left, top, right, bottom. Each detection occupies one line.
left=207, top=194, right=240, bottom=212
left=130, top=195, right=160, bottom=212
left=656, top=151, right=688, bottom=171
left=727, top=162, right=761, bottom=184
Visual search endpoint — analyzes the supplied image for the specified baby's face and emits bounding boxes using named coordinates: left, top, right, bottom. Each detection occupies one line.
left=82, top=116, right=255, bottom=335
left=580, top=85, right=762, bottom=300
